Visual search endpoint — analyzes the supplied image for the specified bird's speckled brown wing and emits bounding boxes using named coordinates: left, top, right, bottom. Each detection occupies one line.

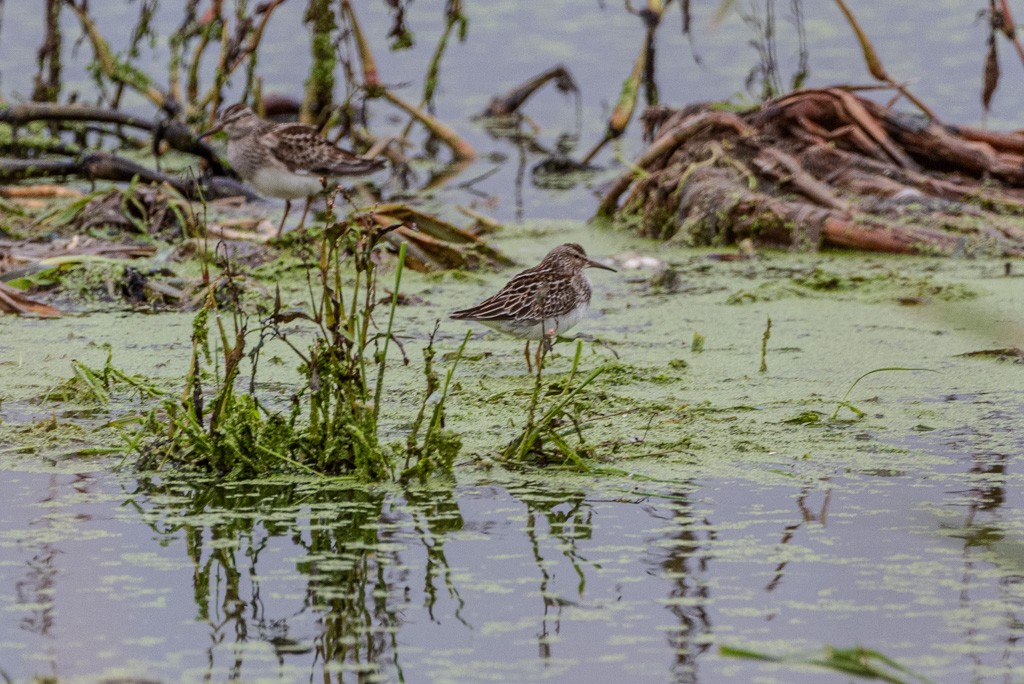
left=451, top=265, right=584, bottom=323
left=263, top=124, right=385, bottom=176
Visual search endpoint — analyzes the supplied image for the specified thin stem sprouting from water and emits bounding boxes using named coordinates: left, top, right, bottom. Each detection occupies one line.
left=373, top=242, right=407, bottom=426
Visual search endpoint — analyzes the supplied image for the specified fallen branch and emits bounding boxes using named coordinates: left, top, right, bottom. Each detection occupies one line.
left=0, top=152, right=251, bottom=201
left=380, top=88, right=476, bottom=163
left=0, top=184, right=83, bottom=199
left=482, top=65, right=579, bottom=117
left=0, top=238, right=156, bottom=263
left=0, top=103, right=228, bottom=175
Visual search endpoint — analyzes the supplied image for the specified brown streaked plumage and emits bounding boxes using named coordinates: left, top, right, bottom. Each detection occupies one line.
left=450, top=243, right=616, bottom=370
left=200, top=103, right=386, bottom=235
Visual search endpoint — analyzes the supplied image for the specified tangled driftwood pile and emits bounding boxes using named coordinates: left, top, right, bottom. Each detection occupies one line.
left=600, top=88, right=1024, bottom=256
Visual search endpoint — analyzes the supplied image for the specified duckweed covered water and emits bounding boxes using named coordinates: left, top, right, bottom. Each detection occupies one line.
left=2, top=220, right=1023, bottom=682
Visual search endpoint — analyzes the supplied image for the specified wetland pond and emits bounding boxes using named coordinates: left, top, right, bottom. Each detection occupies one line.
left=2, top=2, right=1024, bottom=683
left=4, top=227, right=1023, bottom=682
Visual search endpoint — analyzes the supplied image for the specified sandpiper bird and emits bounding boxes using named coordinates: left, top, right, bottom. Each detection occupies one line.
left=451, top=243, right=616, bottom=371
left=200, top=103, right=386, bottom=235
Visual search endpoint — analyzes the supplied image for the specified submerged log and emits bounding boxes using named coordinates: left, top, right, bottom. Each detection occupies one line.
left=603, top=88, right=1024, bottom=256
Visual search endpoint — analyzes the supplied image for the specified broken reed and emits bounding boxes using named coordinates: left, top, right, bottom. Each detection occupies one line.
left=134, top=199, right=463, bottom=480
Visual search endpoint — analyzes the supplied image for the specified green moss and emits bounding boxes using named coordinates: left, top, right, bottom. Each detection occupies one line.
left=302, top=0, right=337, bottom=121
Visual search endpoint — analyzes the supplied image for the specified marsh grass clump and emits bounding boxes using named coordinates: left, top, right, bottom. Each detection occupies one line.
left=398, top=325, right=470, bottom=483
left=132, top=196, right=465, bottom=480
left=502, top=341, right=608, bottom=469
left=37, top=179, right=198, bottom=240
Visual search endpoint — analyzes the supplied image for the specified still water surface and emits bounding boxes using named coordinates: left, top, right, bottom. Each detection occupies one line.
left=3, top=427, right=1023, bottom=682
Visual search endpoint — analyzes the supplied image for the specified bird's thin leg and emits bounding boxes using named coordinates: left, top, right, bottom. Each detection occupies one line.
left=524, top=341, right=533, bottom=374
left=276, top=199, right=292, bottom=237
left=535, top=338, right=544, bottom=372
left=296, top=196, right=313, bottom=231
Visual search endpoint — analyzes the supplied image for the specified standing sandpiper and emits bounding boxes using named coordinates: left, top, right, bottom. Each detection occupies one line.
left=451, top=243, right=616, bottom=371
left=200, top=103, right=386, bottom=235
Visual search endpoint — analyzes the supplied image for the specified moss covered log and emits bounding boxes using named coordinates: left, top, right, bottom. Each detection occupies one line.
left=603, top=88, right=1024, bottom=256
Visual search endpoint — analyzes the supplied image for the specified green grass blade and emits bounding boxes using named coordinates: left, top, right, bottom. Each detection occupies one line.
left=831, top=367, right=936, bottom=420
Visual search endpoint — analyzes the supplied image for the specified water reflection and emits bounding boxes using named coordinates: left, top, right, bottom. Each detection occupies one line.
left=897, top=403, right=1024, bottom=683
left=134, top=480, right=575, bottom=679
left=511, top=484, right=593, bottom=658
left=402, top=486, right=467, bottom=626
left=131, top=477, right=404, bottom=681
left=952, top=449, right=1023, bottom=683
left=3, top=421, right=1024, bottom=682
left=2, top=472, right=104, bottom=681
left=963, top=452, right=1007, bottom=529
left=645, top=488, right=712, bottom=684
left=125, top=475, right=661, bottom=681
left=764, top=483, right=831, bottom=594
left=13, top=474, right=63, bottom=681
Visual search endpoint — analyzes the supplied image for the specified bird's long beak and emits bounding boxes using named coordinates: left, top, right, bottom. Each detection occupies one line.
left=198, top=123, right=223, bottom=139
left=586, top=258, right=617, bottom=272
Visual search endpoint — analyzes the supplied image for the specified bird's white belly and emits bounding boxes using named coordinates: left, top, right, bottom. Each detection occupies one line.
left=482, top=302, right=588, bottom=340
left=249, top=167, right=324, bottom=200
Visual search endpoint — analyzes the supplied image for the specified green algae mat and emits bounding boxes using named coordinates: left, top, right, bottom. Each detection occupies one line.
left=2, top=221, right=1022, bottom=682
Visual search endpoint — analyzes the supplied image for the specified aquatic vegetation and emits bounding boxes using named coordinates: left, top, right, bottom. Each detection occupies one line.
left=400, top=326, right=471, bottom=483
left=831, top=367, right=936, bottom=421
left=956, top=346, right=1024, bottom=363
left=502, top=341, right=608, bottom=469
left=43, top=346, right=166, bottom=405
left=720, top=643, right=933, bottom=684
left=727, top=268, right=978, bottom=304
left=759, top=315, right=771, bottom=373
left=130, top=199, right=465, bottom=480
